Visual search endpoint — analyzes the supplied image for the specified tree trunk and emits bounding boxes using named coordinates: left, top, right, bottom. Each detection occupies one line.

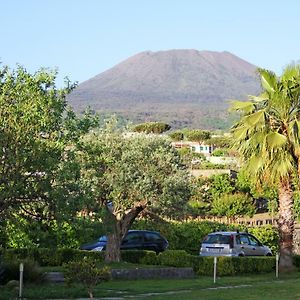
left=105, top=229, right=122, bottom=262
left=278, top=178, right=295, bottom=272
left=104, top=202, right=146, bottom=263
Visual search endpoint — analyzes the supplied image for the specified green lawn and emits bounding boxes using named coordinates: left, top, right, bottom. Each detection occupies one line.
left=1, top=272, right=300, bottom=299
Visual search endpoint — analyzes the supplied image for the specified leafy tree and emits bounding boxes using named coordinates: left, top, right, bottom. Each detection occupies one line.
left=0, top=65, right=73, bottom=218
left=168, top=130, right=184, bottom=141
left=79, top=125, right=192, bottom=262
left=231, top=65, right=300, bottom=271
left=210, top=193, right=256, bottom=220
left=64, top=258, right=111, bottom=299
left=185, top=129, right=211, bottom=142
left=0, top=65, right=98, bottom=243
left=132, top=122, right=171, bottom=134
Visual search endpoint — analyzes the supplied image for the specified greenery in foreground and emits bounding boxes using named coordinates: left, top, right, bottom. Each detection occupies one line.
left=1, top=272, right=300, bottom=299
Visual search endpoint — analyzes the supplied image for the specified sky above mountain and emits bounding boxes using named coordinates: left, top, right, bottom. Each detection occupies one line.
left=1, top=0, right=300, bottom=86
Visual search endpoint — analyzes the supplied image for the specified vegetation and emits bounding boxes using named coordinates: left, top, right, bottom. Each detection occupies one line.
left=2, top=273, right=300, bottom=300
left=78, top=126, right=192, bottom=262
left=132, top=122, right=171, bottom=134
left=64, top=258, right=111, bottom=299
left=231, top=65, right=300, bottom=271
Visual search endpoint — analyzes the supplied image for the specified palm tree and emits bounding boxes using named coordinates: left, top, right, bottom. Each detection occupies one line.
left=231, top=65, right=300, bottom=271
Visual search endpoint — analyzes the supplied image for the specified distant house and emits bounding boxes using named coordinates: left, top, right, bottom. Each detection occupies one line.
left=171, top=141, right=215, bottom=156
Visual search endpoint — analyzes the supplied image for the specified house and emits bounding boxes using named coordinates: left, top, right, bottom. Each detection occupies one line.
left=171, top=141, right=216, bottom=156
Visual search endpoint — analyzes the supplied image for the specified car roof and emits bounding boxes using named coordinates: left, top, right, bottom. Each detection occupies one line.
left=208, top=231, right=248, bottom=235
left=128, top=230, right=160, bottom=234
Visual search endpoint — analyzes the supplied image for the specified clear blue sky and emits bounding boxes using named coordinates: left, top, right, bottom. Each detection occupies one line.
left=1, top=0, right=300, bottom=86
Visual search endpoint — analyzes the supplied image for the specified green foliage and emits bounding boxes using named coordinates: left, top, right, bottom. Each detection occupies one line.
left=132, top=122, right=171, bottom=134
left=3, top=215, right=106, bottom=249
left=157, top=250, right=192, bottom=267
left=0, top=258, right=44, bottom=285
left=3, top=248, right=105, bottom=266
left=211, top=193, right=256, bottom=219
left=64, top=258, right=111, bottom=299
left=121, top=250, right=158, bottom=264
left=185, top=129, right=211, bottom=141
left=193, top=256, right=275, bottom=276
left=168, top=130, right=184, bottom=141
left=133, top=219, right=237, bottom=254
left=210, top=174, right=235, bottom=198
left=248, top=225, right=279, bottom=253
left=212, top=148, right=229, bottom=156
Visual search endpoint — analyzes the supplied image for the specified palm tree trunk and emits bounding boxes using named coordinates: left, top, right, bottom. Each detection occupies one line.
left=278, top=178, right=295, bottom=271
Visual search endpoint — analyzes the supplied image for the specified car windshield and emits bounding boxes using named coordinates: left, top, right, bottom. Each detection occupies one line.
left=98, top=236, right=107, bottom=242
left=202, top=234, right=231, bottom=244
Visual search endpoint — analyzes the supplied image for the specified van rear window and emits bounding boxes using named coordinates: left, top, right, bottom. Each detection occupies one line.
left=202, top=234, right=231, bottom=244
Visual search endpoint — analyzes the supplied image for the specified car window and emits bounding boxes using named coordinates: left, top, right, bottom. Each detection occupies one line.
left=237, top=234, right=249, bottom=245
left=248, top=234, right=260, bottom=246
left=144, top=232, right=161, bottom=242
left=98, top=236, right=107, bottom=242
left=123, top=232, right=143, bottom=243
left=203, top=234, right=231, bottom=244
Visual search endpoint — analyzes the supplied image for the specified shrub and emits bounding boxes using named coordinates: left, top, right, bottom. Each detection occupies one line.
left=293, top=255, right=300, bottom=268
left=158, top=250, right=193, bottom=267
left=0, top=258, right=44, bottom=285
left=248, top=225, right=279, bottom=254
left=121, top=250, right=157, bottom=264
left=64, top=258, right=111, bottom=299
left=3, top=248, right=105, bottom=266
left=193, top=256, right=275, bottom=276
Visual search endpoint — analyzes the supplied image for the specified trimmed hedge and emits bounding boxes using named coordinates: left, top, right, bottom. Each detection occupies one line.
left=1, top=248, right=277, bottom=276
left=192, top=256, right=276, bottom=276
left=3, top=248, right=105, bottom=266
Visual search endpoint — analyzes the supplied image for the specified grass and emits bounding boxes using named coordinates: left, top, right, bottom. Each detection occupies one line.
left=1, top=272, right=300, bottom=299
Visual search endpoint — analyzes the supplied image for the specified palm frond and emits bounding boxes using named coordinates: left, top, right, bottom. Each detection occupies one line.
left=257, top=68, right=277, bottom=93
left=266, top=132, right=287, bottom=149
left=229, top=100, right=255, bottom=114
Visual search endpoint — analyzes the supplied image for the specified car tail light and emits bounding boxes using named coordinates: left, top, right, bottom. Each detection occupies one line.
left=229, top=235, right=234, bottom=249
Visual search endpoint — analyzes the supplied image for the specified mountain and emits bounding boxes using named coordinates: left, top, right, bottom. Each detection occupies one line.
left=68, top=50, right=261, bottom=129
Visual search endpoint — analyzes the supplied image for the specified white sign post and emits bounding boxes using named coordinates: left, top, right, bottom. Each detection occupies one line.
left=19, top=263, right=24, bottom=299
left=276, top=253, right=279, bottom=278
left=213, top=256, right=217, bottom=284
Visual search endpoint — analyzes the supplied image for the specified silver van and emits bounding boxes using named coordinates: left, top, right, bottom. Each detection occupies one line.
left=199, top=231, right=272, bottom=257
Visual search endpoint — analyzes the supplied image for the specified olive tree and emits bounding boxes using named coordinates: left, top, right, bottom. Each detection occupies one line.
left=79, top=126, right=192, bottom=262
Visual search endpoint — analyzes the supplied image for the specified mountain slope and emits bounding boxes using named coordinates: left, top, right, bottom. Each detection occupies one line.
left=68, top=49, right=261, bottom=129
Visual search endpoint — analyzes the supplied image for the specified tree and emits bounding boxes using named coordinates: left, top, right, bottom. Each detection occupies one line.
left=210, top=193, right=256, bottom=220
left=185, top=129, right=211, bottom=142
left=0, top=66, right=73, bottom=217
left=231, top=65, right=300, bottom=271
left=79, top=125, right=192, bottom=262
left=168, top=130, right=184, bottom=141
left=132, top=122, right=171, bottom=134
left=0, top=65, right=98, bottom=243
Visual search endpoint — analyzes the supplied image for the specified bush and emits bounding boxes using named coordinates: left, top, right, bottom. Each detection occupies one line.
left=158, top=250, right=193, bottom=267
left=121, top=250, right=157, bottom=264
left=64, top=258, right=111, bottom=299
left=0, top=258, right=44, bottom=285
left=3, top=248, right=105, bottom=266
left=193, top=256, right=275, bottom=276
left=248, top=225, right=279, bottom=254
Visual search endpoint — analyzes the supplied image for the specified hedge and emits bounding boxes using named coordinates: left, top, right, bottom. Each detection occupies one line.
left=191, top=256, right=276, bottom=276
left=1, top=248, right=279, bottom=276
left=2, top=248, right=105, bottom=266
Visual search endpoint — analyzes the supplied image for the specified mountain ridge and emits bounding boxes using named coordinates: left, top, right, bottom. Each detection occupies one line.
left=68, top=49, right=261, bottom=129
